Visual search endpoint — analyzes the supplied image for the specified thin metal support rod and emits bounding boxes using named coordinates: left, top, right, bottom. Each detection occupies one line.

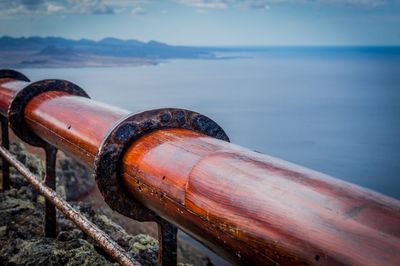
left=0, top=145, right=140, bottom=266
left=157, top=219, right=178, bottom=266
left=0, top=116, right=9, bottom=191
left=44, top=146, right=57, bottom=238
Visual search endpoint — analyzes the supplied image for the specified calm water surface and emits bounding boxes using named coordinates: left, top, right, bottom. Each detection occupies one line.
left=21, top=50, right=400, bottom=199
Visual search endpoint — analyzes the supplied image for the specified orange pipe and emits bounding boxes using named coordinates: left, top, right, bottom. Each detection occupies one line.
left=24, top=91, right=129, bottom=165
left=122, top=128, right=400, bottom=265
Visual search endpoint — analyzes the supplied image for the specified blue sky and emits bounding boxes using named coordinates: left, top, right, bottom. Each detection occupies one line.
left=0, top=0, right=399, bottom=46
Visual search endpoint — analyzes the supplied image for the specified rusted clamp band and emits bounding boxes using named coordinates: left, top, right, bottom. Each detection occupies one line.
left=94, top=108, right=229, bottom=221
left=8, top=79, right=89, bottom=147
left=0, top=69, right=30, bottom=82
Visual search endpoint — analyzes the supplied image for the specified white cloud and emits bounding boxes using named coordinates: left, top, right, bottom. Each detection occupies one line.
left=0, top=0, right=148, bottom=16
left=67, top=0, right=114, bottom=14
left=0, top=0, right=46, bottom=16
left=131, top=6, right=146, bottom=15
left=237, top=0, right=272, bottom=9
left=47, top=3, right=65, bottom=13
left=176, top=0, right=235, bottom=9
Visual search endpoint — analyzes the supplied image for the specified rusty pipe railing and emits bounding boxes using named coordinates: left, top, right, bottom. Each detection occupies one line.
left=0, top=69, right=400, bottom=265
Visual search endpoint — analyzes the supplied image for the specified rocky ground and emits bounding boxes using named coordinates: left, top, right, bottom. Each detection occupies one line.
left=0, top=143, right=213, bottom=266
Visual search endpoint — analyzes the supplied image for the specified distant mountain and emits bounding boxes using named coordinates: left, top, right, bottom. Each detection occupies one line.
left=0, top=36, right=216, bottom=68
left=0, top=36, right=212, bottom=59
left=98, top=37, right=144, bottom=46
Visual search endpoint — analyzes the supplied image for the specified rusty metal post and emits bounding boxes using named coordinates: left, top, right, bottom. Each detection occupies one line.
left=44, top=145, right=57, bottom=237
left=157, top=220, right=178, bottom=266
left=0, top=115, right=9, bottom=191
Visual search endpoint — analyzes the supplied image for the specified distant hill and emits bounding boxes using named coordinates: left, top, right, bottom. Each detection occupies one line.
left=0, top=36, right=212, bottom=58
left=0, top=36, right=214, bottom=68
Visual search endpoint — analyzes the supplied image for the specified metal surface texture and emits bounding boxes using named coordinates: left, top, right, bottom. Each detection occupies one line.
left=0, top=145, right=140, bottom=266
left=8, top=79, right=90, bottom=147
